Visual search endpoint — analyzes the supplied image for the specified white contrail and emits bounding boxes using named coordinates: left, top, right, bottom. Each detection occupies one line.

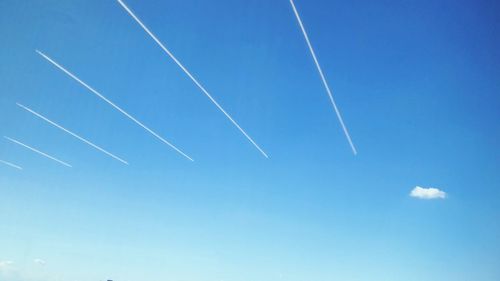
left=0, top=159, right=23, bottom=170
left=17, top=103, right=129, bottom=165
left=289, top=0, right=357, bottom=155
left=4, top=136, right=72, bottom=168
left=35, top=50, right=194, bottom=162
left=115, top=0, right=269, bottom=158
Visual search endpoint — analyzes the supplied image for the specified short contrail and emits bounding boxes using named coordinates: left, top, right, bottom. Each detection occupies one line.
left=115, top=0, right=269, bottom=158
left=289, top=0, right=357, bottom=155
left=17, top=103, right=129, bottom=165
left=4, top=136, right=72, bottom=168
left=0, top=159, right=23, bottom=170
left=35, top=50, right=194, bottom=162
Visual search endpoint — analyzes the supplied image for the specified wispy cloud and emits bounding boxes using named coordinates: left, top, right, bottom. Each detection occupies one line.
left=0, top=260, right=14, bottom=270
left=0, top=262, right=15, bottom=280
left=289, top=0, right=357, bottom=155
left=116, top=0, right=269, bottom=158
left=17, top=103, right=129, bottom=165
left=33, top=259, right=46, bottom=266
left=4, top=136, right=72, bottom=168
left=410, top=186, right=446, bottom=199
left=0, top=159, right=23, bottom=170
left=36, top=50, right=194, bottom=162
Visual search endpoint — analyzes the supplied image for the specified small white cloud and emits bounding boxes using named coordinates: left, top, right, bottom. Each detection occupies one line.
left=34, top=259, right=46, bottom=266
left=0, top=260, right=14, bottom=270
left=410, top=186, right=446, bottom=199
left=0, top=260, right=13, bottom=267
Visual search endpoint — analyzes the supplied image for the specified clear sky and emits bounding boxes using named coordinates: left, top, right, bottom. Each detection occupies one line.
left=1, top=0, right=499, bottom=280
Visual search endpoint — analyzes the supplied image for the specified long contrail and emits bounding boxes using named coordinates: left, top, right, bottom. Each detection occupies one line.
left=289, top=0, right=357, bottom=155
left=4, top=136, right=72, bottom=168
left=115, top=0, right=269, bottom=158
left=0, top=159, right=23, bottom=170
left=35, top=50, right=194, bottom=162
left=17, top=103, right=129, bottom=165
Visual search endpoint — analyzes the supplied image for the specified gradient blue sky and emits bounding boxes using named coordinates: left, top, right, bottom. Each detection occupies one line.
left=1, top=0, right=499, bottom=280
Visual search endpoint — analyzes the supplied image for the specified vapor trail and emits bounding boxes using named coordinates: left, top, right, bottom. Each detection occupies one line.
left=4, top=136, right=72, bottom=168
left=0, top=159, right=23, bottom=170
left=35, top=50, right=194, bottom=162
left=116, top=0, right=269, bottom=158
left=289, top=0, right=357, bottom=155
left=17, top=103, right=129, bottom=165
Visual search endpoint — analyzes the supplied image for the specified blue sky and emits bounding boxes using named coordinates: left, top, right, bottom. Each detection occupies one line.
left=1, top=0, right=499, bottom=280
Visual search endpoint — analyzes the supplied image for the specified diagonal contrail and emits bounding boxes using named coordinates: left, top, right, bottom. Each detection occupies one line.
left=289, top=0, right=357, bottom=155
left=35, top=50, right=194, bottom=162
left=115, top=0, right=269, bottom=158
left=4, top=136, right=72, bottom=168
left=17, top=103, right=129, bottom=165
left=0, top=159, right=23, bottom=170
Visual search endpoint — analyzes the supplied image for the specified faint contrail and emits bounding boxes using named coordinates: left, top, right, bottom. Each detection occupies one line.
left=4, top=136, right=72, bottom=168
left=115, top=0, right=269, bottom=158
left=17, top=103, right=129, bottom=165
left=289, top=0, right=357, bottom=155
left=0, top=159, right=23, bottom=170
left=35, top=50, right=194, bottom=162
